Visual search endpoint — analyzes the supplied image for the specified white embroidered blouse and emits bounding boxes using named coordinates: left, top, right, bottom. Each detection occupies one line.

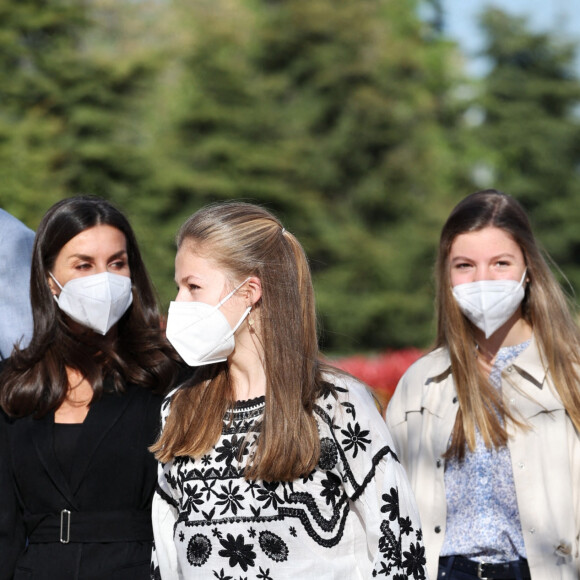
left=151, top=373, right=426, bottom=580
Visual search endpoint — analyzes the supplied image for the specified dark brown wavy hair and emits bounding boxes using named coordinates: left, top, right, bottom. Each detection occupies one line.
left=151, top=201, right=336, bottom=482
left=0, top=196, right=180, bottom=418
left=436, top=189, right=580, bottom=458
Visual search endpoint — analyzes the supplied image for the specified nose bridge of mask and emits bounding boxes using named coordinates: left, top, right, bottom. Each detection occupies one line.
left=65, top=272, right=115, bottom=305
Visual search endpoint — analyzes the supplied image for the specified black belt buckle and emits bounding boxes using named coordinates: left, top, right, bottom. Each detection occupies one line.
left=477, top=562, right=489, bottom=579
left=60, top=509, right=71, bottom=544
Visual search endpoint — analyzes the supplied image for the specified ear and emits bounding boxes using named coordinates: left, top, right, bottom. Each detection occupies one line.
left=47, top=274, right=59, bottom=297
left=244, top=276, right=262, bottom=307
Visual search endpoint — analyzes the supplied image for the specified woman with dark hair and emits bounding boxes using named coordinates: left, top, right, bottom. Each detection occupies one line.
left=150, top=201, right=426, bottom=579
left=387, top=189, right=580, bottom=579
left=0, top=196, right=181, bottom=579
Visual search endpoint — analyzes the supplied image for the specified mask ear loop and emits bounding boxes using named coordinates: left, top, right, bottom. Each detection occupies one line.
left=231, top=306, right=252, bottom=334
left=216, top=277, right=252, bottom=309
left=49, top=272, right=64, bottom=300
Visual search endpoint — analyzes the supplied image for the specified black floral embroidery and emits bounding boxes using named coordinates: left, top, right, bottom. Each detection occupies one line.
left=218, top=534, right=256, bottom=572
left=341, top=422, right=371, bottom=457
left=320, top=471, right=342, bottom=507
left=402, top=542, right=426, bottom=579
left=215, top=481, right=244, bottom=515
left=259, top=530, right=289, bottom=562
left=343, top=401, right=356, bottom=419
left=378, top=520, right=401, bottom=564
left=215, top=435, right=249, bottom=466
left=256, top=567, right=274, bottom=580
left=182, top=483, right=204, bottom=514
left=150, top=562, right=161, bottom=580
left=318, top=437, right=339, bottom=470
left=202, top=480, right=215, bottom=500
left=255, top=481, right=283, bottom=510
left=399, top=516, right=413, bottom=536
left=156, top=383, right=427, bottom=580
left=381, top=487, right=399, bottom=522
left=187, top=533, right=212, bottom=567
left=245, top=480, right=259, bottom=497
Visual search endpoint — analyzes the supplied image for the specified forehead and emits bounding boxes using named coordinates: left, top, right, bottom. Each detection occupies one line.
left=450, top=227, right=523, bottom=259
left=175, top=243, right=226, bottom=279
left=57, top=225, right=127, bottom=258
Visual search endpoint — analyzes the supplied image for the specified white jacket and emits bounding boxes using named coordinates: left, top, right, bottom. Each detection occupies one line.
left=386, top=337, right=580, bottom=580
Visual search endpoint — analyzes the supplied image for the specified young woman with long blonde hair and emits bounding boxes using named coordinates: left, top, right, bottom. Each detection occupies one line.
left=387, top=189, right=580, bottom=580
left=151, top=201, right=426, bottom=579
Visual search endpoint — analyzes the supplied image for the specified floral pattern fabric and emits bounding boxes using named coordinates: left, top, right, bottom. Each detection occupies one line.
left=440, top=340, right=530, bottom=562
left=151, top=374, right=426, bottom=579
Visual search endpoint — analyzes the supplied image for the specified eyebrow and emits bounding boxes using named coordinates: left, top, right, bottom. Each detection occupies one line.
left=175, top=274, right=204, bottom=285
left=450, top=252, right=517, bottom=262
left=68, top=250, right=128, bottom=262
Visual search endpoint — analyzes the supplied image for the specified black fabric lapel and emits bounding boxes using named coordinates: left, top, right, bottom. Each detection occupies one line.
left=68, top=383, right=134, bottom=495
left=32, top=414, right=79, bottom=509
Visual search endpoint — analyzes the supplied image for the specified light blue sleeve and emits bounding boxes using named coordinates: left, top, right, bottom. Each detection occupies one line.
left=0, top=209, right=34, bottom=359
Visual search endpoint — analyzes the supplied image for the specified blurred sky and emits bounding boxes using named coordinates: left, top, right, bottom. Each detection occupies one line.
left=441, top=0, right=580, bottom=76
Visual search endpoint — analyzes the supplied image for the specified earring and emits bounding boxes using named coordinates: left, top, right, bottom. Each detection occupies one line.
left=248, top=315, right=254, bottom=330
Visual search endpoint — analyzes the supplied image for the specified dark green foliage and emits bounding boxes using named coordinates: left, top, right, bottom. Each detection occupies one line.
left=475, top=8, right=580, bottom=293
left=0, top=0, right=161, bottom=222
left=138, top=0, right=464, bottom=352
left=3, top=1, right=579, bottom=354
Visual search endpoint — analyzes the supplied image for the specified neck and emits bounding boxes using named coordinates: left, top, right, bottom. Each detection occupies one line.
left=54, top=367, right=93, bottom=423
left=474, top=310, right=532, bottom=364
left=227, top=325, right=267, bottom=400
left=228, top=356, right=266, bottom=400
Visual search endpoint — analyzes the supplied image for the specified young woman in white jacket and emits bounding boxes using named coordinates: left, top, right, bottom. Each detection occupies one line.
left=387, top=189, right=580, bottom=580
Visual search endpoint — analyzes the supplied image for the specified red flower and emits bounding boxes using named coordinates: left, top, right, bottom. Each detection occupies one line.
left=334, top=348, right=424, bottom=406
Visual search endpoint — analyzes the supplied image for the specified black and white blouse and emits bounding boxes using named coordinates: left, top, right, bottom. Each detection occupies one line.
left=151, top=374, right=426, bottom=579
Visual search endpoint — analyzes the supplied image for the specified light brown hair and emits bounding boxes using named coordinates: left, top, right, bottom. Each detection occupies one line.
left=436, top=189, right=580, bottom=459
left=151, top=202, right=334, bottom=481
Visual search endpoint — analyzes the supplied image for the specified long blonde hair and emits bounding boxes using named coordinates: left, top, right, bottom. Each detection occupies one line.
left=151, top=202, right=333, bottom=481
left=436, top=189, right=580, bottom=459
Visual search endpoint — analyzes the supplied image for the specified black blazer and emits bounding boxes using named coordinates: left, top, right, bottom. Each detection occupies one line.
left=0, top=383, right=163, bottom=580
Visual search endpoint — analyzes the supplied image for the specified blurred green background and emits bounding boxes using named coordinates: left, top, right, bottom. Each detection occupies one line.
left=2, top=0, right=580, bottom=355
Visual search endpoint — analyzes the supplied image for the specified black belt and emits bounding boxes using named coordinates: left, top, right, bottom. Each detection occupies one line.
left=440, top=556, right=531, bottom=579
left=26, top=509, right=153, bottom=544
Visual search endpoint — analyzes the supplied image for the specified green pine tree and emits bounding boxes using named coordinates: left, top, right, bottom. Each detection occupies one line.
left=476, top=8, right=580, bottom=292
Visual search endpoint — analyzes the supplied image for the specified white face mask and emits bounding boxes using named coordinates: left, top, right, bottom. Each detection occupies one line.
left=452, top=270, right=527, bottom=339
left=165, top=279, right=251, bottom=367
left=50, top=271, right=133, bottom=335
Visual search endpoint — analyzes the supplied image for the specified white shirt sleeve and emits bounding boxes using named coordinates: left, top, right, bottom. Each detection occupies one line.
left=152, top=461, right=181, bottom=579
left=335, top=377, right=427, bottom=578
